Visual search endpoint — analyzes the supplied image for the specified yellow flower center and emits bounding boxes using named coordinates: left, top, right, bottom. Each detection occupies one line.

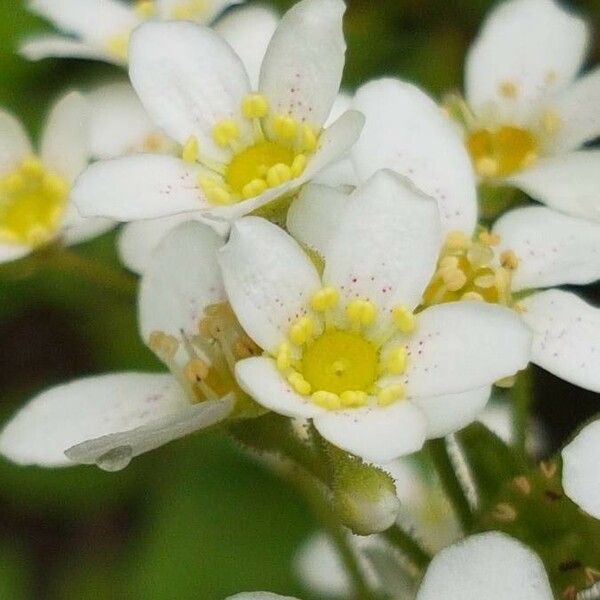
left=301, top=330, right=378, bottom=395
left=0, top=157, right=68, bottom=247
left=225, top=141, right=295, bottom=195
left=466, top=126, right=538, bottom=178
left=185, top=94, right=318, bottom=206
left=422, top=231, right=517, bottom=307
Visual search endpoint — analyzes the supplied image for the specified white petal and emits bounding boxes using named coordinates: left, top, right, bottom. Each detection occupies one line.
left=412, top=386, right=491, bottom=439
left=226, top=594, right=298, bottom=600
left=312, top=156, right=357, bottom=188
left=0, top=109, right=32, bottom=175
left=41, top=91, right=90, bottom=183
left=218, top=217, right=321, bottom=352
left=465, top=0, right=589, bottom=117
left=65, top=395, right=233, bottom=471
left=0, top=244, right=31, bottom=265
left=325, top=91, right=352, bottom=127
left=416, top=532, right=553, bottom=600
left=60, top=203, right=115, bottom=245
left=155, top=0, right=239, bottom=23
left=235, top=357, right=323, bottom=418
left=519, top=289, right=600, bottom=392
left=398, top=302, right=531, bottom=398
left=493, top=205, right=600, bottom=291
left=562, top=419, right=600, bottom=519
left=128, top=21, right=252, bottom=163
left=259, top=0, right=346, bottom=129
left=88, top=81, right=159, bottom=160
left=286, top=183, right=349, bottom=256
left=549, top=67, right=600, bottom=153
left=118, top=212, right=214, bottom=274
left=139, top=221, right=225, bottom=342
left=352, top=78, right=477, bottom=236
left=507, top=151, right=600, bottom=221
left=0, top=372, right=191, bottom=468
left=314, top=401, right=427, bottom=462
left=20, top=35, right=118, bottom=64
left=215, top=5, right=279, bottom=88
left=72, top=154, right=204, bottom=220
left=323, top=170, right=440, bottom=319
left=28, top=0, right=139, bottom=44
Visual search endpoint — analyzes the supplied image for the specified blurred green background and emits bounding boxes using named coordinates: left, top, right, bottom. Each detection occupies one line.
left=1, top=1, right=599, bottom=597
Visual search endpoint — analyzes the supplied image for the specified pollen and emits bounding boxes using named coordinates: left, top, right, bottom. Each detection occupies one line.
left=301, top=330, right=378, bottom=395
left=466, top=126, right=539, bottom=178
left=346, top=299, right=377, bottom=327
left=0, top=157, right=68, bottom=247
left=310, top=287, right=339, bottom=312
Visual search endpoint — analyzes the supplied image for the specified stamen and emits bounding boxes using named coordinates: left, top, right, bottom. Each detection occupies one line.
left=266, top=163, right=292, bottom=187
left=273, top=115, right=297, bottom=140
left=182, top=136, right=199, bottom=163
left=340, top=390, right=368, bottom=407
left=288, top=371, right=312, bottom=395
left=135, top=0, right=155, bottom=17
left=384, top=346, right=407, bottom=375
left=104, top=32, right=130, bottom=61
left=310, top=287, right=339, bottom=312
left=391, top=305, right=416, bottom=334
left=346, top=299, right=377, bottom=327
left=212, top=120, right=240, bottom=147
left=500, top=249, right=519, bottom=270
left=241, top=94, right=269, bottom=119
left=301, top=125, right=318, bottom=152
left=312, top=390, right=342, bottom=409
left=378, top=384, right=405, bottom=406
left=148, top=331, right=179, bottom=360
left=289, top=316, right=315, bottom=346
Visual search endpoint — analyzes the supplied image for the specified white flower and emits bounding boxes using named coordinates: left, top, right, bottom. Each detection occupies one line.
left=71, top=0, right=364, bottom=227
left=416, top=532, right=553, bottom=600
left=220, top=170, right=530, bottom=462
left=351, top=77, right=478, bottom=237
left=21, top=0, right=241, bottom=65
left=562, top=418, right=600, bottom=519
left=226, top=594, right=298, bottom=600
left=0, top=91, right=113, bottom=264
left=457, top=0, right=600, bottom=222
left=493, top=205, right=600, bottom=392
left=0, top=221, right=253, bottom=469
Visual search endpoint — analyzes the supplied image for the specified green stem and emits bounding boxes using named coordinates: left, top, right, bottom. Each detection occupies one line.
left=426, top=438, right=473, bottom=532
left=511, top=367, right=533, bottom=456
left=46, top=247, right=137, bottom=298
left=383, top=526, right=431, bottom=571
left=285, top=465, right=376, bottom=600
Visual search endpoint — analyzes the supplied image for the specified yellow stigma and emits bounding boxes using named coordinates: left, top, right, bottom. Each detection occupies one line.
left=0, top=157, right=68, bottom=247
left=301, top=330, right=378, bottom=395
left=224, top=141, right=294, bottom=195
left=466, top=126, right=538, bottom=178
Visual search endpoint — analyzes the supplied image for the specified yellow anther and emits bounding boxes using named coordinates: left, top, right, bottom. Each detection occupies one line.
left=312, top=390, right=341, bottom=410
left=378, top=385, right=405, bottom=407
left=135, top=0, right=155, bottom=16
left=302, top=125, right=318, bottom=152
left=273, top=115, right=297, bottom=139
left=466, top=243, right=494, bottom=267
left=478, top=230, right=501, bottom=246
left=266, top=163, right=292, bottom=187
left=385, top=346, right=407, bottom=375
left=105, top=32, right=130, bottom=61
left=392, top=305, right=416, bottom=334
left=233, top=335, right=260, bottom=359
left=340, top=390, right=368, bottom=408
left=346, top=299, right=377, bottom=327
left=171, top=0, right=207, bottom=19
left=289, top=316, right=315, bottom=346
left=498, top=80, right=518, bottom=99
left=242, top=94, right=269, bottom=119
left=181, top=136, right=199, bottom=163
left=291, top=154, right=307, bottom=177
left=288, top=371, right=312, bottom=395
left=212, top=119, right=240, bottom=147
left=473, top=273, right=496, bottom=289
left=184, top=358, right=210, bottom=382
left=445, top=231, right=471, bottom=252
left=241, top=178, right=268, bottom=199
left=276, top=342, right=292, bottom=371
left=461, top=291, right=485, bottom=302
left=441, top=267, right=467, bottom=292
left=310, top=287, right=339, bottom=312
left=475, top=157, right=500, bottom=178
left=42, top=173, right=68, bottom=198
left=20, top=157, right=44, bottom=178
left=500, top=249, right=519, bottom=270
left=439, top=255, right=459, bottom=270
left=148, top=331, right=179, bottom=360
left=205, top=185, right=233, bottom=205
left=541, top=109, right=561, bottom=134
